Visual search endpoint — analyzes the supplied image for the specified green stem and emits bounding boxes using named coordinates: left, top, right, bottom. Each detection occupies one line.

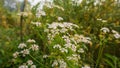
left=29, top=54, right=43, bottom=66
left=95, top=40, right=105, bottom=68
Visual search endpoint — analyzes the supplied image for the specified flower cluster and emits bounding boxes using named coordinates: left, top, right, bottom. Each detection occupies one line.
left=100, top=27, right=110, bottom=33
left=82, top=64, right=91, bottom=68
left=100, top=27, right=120, bottom=39
left=112, top=30, right=120, bottom=39
left=44, top=3, right=64, bottom=11
left=44, top=22, right=92, bottom=67
left=97, top=18, right=107, bottom=23
left=13, top=39, right=39, bottom=58
left=57, top=17, right=63, bottom=21
left=19, top=60, right=36, bottom=68
left=52, top=59, right=67, bottom=68
left=45, top=22, right=79, bottom=40
left=31, top=22, right=41, bottom=27
left=36, top=10, right=46, bottom=18
left=67, top=54, right=81, bottom=62
left=13, top=39, right=39, bottom=68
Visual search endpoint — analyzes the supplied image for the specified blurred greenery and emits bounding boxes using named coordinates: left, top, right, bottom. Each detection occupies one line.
left=0, top=0, right=120, bottom=68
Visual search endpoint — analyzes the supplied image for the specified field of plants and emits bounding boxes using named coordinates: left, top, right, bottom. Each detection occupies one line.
left=0, top=0, right=120, bottom=68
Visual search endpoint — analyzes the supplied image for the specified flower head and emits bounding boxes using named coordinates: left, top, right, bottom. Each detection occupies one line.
left=52, top=60, right=58, bottom=67
left=58, top=17, right=63, bottom=21
left=30, top=44, right=39, bottom=51
left=21, top=49, right=30, bottom=56
left=30, top=65, right=36, bottom=68
left=18, top=43, right=27, bottom=49
left=27, top=39, right=36, bottom=43
left=13, top=51, right=19, bottom=58
left=19, top=65, right=28, bottom=68
left=101, top=27, right=110, bottom=33
left=114, top=33, right=120, bottom=39
left=27, top=60, right=33, bottom=65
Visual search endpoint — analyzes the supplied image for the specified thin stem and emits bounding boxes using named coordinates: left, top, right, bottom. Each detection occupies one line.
left=29, top=54, right=43, bottom=66
left=95, top=39, right=105, bottom=68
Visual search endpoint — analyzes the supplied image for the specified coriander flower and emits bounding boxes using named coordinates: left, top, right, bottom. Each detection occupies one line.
left=114, top=33, right=120, bottom=39
left=19, top=65, right=28, bottom=68
left=13, top=51, right=19, bottom=58
left=71, top=44, right=76, bottom=52
left=18, top=43, right=27, bottom=49
left=58, top=17, right=63, bottom=21
left=82, top=65, right=91, bottom=68
left=53, top=44, right=61, bottom=49
left=31, top=22, right=41, bottom=27
left=97, top=18, right=102, bottom=21
left=43, top=55, right=48, bottom=58
left=60, top=48, right=68, bottom=53
left=100, top=27, right=110, bottom=33
left=36, top=10, right=46, bottom=17
left=27, top=39, right=36, bottom=43
left=112, top=30, right=118, bottom=34
left=21, top=49, right=30, bottom=56
left=30, top=65, right=36, bottom=68
left=59, top=60, right=67, bottom=68
left=27, top=60, right=33, bottom=65
left=52, top=60, right=58, bottom=67
left=78, top=48, right=84, bottom=53
left=102, top=20, right=107, bottom=22
left=30, top=44, right=39, bottom=51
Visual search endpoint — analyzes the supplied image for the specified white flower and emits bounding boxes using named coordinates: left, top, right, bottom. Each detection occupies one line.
left=100, top=27, right=110, bottom=33
left=71, top=44, right=76, bottom=52
left=67, top=54, right=80, bottom=61
left=19, top=65, right=28, bottom=68
left=18, top=43, right=27, bottom=49
left=64, top=43, right=72, bottom=48
left=85, top=37, right=91, bottom=40
left=27, top=60, right=33, bottom=65
left=13, top=51, right=19, bottom=58
left=52, top=60, right=58, bottom=67
left=59, top=59, right=67, bottom=68
left=78, top=48, right=84, bottom=53
left=94, top=0, right=100, bottom=6
left=31, top=22, right=41, bottom=27
left=27, top=39, right=36, bottom=43
left=112, top=30, right=118, bottom=34
left=60, top=48, right=68, bottom=53
left=72, top=0, right=82, bottom=5
left=30, top=44, right=39, bottom=51
left=43, top=55, right=48, bottom=58
left=102, top=20, right=107, bottom=22
left=97, top=18, right=102, bottom=21
left=53, top=44, right=61, bottom=49
left=114, top=33, right=120, bottom=39
left=77, top=0, right=83, bottom=5
left=60, top=28, right=68, bottom=33
left=21, top=49, right=30, bottom=56
left=58, top=17, right=63, bottom=21
left=36, top=10, right=46, bottom=17
left=48, top=22, right=58, bottom=29
left=82, top=65, right=90, bottom=68
left=30, top=65, right=36, bottom=68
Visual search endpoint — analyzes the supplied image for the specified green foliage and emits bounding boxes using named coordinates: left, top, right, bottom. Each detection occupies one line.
left=104, top=54, right=120, bottom=68
left=0, top=0, right=120, bottom=68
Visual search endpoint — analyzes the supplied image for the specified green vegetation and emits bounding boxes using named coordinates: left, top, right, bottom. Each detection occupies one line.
left=0, top=0, right=120, bottom=68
